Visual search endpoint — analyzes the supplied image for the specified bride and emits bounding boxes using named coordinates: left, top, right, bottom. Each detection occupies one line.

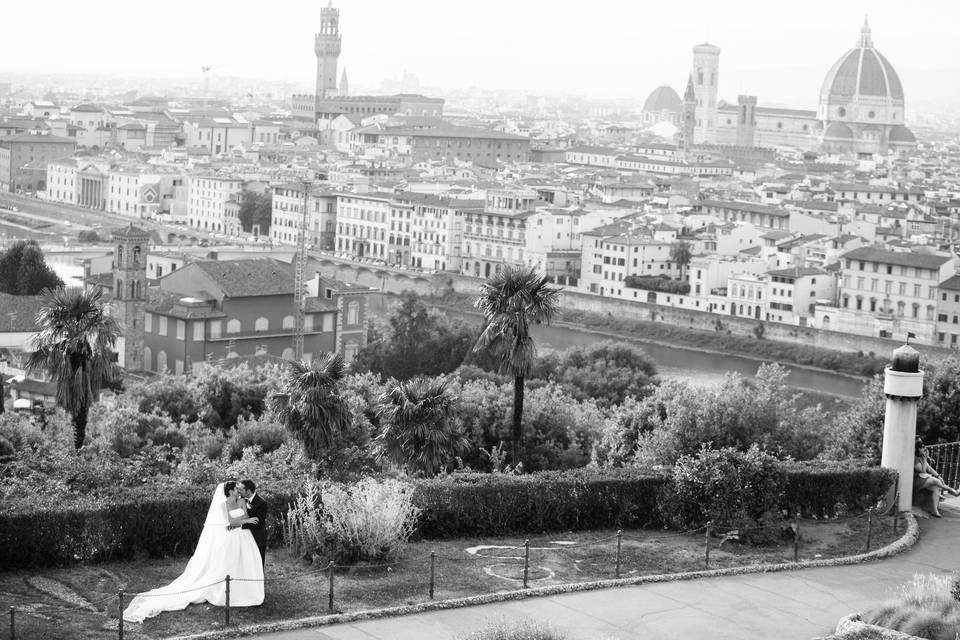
left=123, top=481, right=265, bottom=623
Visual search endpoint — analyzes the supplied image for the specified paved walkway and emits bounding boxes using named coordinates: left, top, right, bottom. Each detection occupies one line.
left=256, top=504, right=959, bottom=640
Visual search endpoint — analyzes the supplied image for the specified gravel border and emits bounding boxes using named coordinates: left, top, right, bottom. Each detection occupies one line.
left=170, top=513, right=920, bottom=640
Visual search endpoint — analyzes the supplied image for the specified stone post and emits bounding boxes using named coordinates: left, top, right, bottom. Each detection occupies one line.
left=880, top=344, right=924, bottom=514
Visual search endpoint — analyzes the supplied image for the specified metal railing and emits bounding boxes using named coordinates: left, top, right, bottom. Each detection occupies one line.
left=925, top=441, right=960, bottom=489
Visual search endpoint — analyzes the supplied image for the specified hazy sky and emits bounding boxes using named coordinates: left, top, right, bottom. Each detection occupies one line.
left=3, top=0, right=959, bottom=106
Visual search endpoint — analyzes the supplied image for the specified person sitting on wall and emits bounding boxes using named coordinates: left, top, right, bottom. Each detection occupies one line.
left=914, top=439, right=960, bottom=517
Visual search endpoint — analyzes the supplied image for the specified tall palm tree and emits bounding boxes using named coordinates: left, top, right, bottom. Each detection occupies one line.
left=376, top=377, right=468, bottom=476
left=27, top=287, right=120, bottom=450
left=670, top=241, right=693, bottom=283
left=473, top=266, right=562, bottom=464
left=271, top=353, right=352, bottom=460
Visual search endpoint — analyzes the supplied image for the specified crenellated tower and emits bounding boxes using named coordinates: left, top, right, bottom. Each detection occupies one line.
left=111, top=223, right=149, bottom=371
left=315, top=1, right=342, bottom=106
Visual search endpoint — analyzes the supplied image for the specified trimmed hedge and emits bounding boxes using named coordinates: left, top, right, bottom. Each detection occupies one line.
left=413, top=468, right=669, bottom=538
left=781, top=461, right=897, bottom=518
left=0, top=463, right=896, bottom=568
left=0, top=485, right=298, bottom=570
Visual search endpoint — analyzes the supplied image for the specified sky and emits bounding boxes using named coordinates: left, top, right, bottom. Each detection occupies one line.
left=2, top=0, right=959, bottom=107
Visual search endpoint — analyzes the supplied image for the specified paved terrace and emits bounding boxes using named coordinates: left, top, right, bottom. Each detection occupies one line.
left=256, top=504, right=959, bottom=640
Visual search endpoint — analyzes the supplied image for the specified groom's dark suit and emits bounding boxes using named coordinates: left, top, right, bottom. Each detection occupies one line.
left=242, top=494, right=269, bottom=566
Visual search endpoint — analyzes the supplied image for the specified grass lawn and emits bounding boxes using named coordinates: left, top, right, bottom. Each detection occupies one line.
left=1, top=515, right=900, bottom=640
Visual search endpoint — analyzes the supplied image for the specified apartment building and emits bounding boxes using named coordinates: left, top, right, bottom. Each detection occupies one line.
left=393, top=193, right=483, bottom=272
left=335, top=192, right=393, bottom=260
left=271, top=184, right=338, bottom=248
left=106, top=167, right=177, bottom=219
left=187, top=175, right=243, bottom=234
left=935, top=275, right=960, bottom=349
left=461, top=189, right=537, bottom=278
left=816, top=247, right=955, bottom=343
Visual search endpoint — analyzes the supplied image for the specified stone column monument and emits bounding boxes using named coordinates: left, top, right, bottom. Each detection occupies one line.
left=880, top=344, right=924, bottom=514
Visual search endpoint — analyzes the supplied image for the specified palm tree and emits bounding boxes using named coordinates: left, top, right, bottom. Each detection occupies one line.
left=271, top=353, right=352, bottom=460
left=670, top=241, right=693, bottom=282
left=376, top=377, right=468, bottom=476
left=27, top=287, right=120, bottom=450
left=473, top=266, right=562, bottom=464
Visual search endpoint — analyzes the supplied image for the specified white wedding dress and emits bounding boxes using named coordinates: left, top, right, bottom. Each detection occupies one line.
left=122, top=483, right=265, bottom=623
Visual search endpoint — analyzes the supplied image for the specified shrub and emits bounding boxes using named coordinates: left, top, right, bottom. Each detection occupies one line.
left=661, top=445, right=785, bottom=530
left=460, top=619, right=565, bottom=640
left=281, top=480, right=325, bottom=560
left=0, top=483, right=299, bottom=569
left=317, top=477, right=420, bottom=563
left=227, top=414, right=288, bottom=460
left=779, top=460, right=895, bottom=518
left=865, top=574, right=960, bottom=640
left=413, top=468, right=668, bottom=538
left=623, top=275, right=690, bottom=295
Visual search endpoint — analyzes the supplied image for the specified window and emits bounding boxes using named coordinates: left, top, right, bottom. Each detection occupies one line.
left=282, top=315, right=295, bottom=330
left=144, top=313, right=152, bottom=332
left=209, top=320, right=222, bottom=339
left=227, top=319, right=241, bottom=334
left=323, top=313, right=334, bottom=332
left=193, top=321, right=204, bottom=341
left=255, top=317, right=269, bottom=332
left=346, top=301, right=360, bottom=325
left=158, top=316, right=168, bottom=336
left=176, top=320, right=185, bottom=340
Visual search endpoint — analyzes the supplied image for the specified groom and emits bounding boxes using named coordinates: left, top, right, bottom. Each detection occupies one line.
left=239, top=479, right=269, bottom=567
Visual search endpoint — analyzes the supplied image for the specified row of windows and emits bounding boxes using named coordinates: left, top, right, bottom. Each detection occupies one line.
left=144, top=311, right=350, bottom=338
left=843, top=276, right=937, bottom=298
left=845, top=260, right=938, bottom=280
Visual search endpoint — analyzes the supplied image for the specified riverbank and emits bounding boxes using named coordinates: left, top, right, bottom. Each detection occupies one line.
left=422, top=290, right=884, bottom=382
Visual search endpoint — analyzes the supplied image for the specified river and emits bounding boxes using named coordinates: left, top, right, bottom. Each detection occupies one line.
left=367, top=294, right=867, bottom=399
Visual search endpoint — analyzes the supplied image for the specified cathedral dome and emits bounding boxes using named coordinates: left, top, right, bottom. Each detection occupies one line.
left=823, top=122, right=854, bottom=139
left=820, top=19, right=904, bottom=104
left=643, top=86, right=682, bottom=114
left=888, top=124, right=916, bottom=143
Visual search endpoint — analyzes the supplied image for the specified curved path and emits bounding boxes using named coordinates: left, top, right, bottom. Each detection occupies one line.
left=258, top=505, right=958, bottom=640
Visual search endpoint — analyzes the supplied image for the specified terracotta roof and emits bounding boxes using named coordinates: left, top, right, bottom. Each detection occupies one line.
left=193, top=259, right=295, bottom=297
left=940, top=275, right=960, bottom=292
left=842, top=247, right=952, bottom=270
left=767, top=267, right=829, bottom=278
left=111, top=223, right=150, bottom=239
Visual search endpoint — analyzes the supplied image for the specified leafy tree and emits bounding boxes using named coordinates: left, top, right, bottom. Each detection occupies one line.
left=531, top=341, right=658, bottom=407
left=917, top=357, right=960, bottom=444
left=596, top=363, right=829, bottom=467
left=473, top=267, right=561, bottom=464
left=26, top=287, right=120, bottom=450
left=376, top=377, right=468, bottom=476
left=821, top=375, right=885, bottom=462
left=271, top=353, right=352, bottom=461
left=238, top=190, right=273, bottom=234
left=77, top=230, right=101, bottom=243
left=670, top=241, right=693, bottom=281
left=352, top=292, right=474, bottom=380
left=0, top=241, right=63, bottom=295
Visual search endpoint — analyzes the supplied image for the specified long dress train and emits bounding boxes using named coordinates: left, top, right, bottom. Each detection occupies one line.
left=122, top=484, right=264, bottom=623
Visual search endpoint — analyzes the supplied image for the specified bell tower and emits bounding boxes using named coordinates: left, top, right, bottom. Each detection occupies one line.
left=692, top=42, right=721, bottom=143
left=315, top=1, right=342, bottom=107
left=679, top=74, right=697, bottom=155
left=111, top=224, right=149, bottom=371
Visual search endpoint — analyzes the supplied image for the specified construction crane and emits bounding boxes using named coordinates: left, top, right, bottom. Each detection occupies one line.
left=292, top=179, right=312, bottom=361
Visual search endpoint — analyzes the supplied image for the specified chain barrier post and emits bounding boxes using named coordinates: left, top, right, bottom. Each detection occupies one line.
left=865, top=507, right=874, bottom=551
left=522, top=540, right=530, bottom=589
left=704, top=523, right=712, bottom=570
left=9, top=606, right=14, bottom=640
left=615, top=530, right=623, bottom=579
left=224, top=576, right=231, bottom=626
left=117, top=590, right=124, bottom=640
left=327, top=561, right=335, bottom=612
left=793, top=513, right=800, bottom=562
left=429, top=551, right=436, bottom=600
left=892, top=490, right=900, bottom=535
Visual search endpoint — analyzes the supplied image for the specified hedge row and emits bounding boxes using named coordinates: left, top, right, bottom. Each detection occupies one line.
left=0, top=464, right=896, bottom=569
left=0, top=485, right=297, bottom=570
left=411, top=463, right=896, bottom=539
left=413, top=468, right=668, bottom=538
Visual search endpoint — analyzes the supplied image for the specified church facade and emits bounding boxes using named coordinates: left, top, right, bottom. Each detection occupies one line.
left=650, top=19, right=916, bottom=156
